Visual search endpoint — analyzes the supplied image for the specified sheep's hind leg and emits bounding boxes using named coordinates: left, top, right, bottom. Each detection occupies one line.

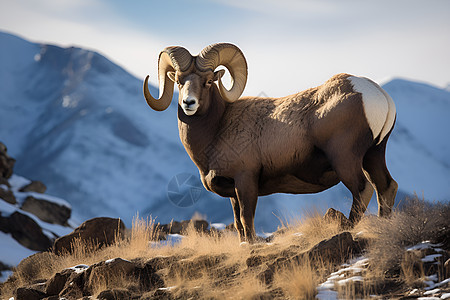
left=330, top=154, right=374, bottom=226
left=363, top=140, right=398, bottom=217
left=230, top=197, right=245, bottom=241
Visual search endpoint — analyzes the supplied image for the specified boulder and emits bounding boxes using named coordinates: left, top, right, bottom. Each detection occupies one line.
left=160, top=219, right=209, bottom=234
left=21, top=195, right=71, bottom=225
left=307, top=231, right=358, bottom=263
left=15, top=286, right=47, bottom=300
left=0, top=211, right=53, bottom=251
left=0, top=142, right=15, bottom=179
left=15, top=252, right=57, bottom=282
left=19, top=181, right=47, bottom=193
left=0, top=186, right=16, bottom=204
left=97, top=288, right=132, bottom=300
left=45, top=268, right=75, bottom=296
left=53, top=217, right=125, bottom=255
left=323, top=207, right=351, bottom=229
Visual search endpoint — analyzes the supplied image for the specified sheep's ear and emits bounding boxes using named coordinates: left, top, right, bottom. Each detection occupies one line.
left=167, top=71, right=176, bottom=83
left=213, top=69, right=226, bottom=82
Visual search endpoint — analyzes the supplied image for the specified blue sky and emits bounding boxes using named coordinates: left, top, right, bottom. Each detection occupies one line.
left=1, top=0, right=449, bottom=96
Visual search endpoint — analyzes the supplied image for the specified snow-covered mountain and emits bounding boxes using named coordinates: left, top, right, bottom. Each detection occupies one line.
left=1, top=32, right=448, bottom=232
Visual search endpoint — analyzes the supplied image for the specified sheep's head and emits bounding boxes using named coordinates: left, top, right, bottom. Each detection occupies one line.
left=143, top=43, right=248, bottom=116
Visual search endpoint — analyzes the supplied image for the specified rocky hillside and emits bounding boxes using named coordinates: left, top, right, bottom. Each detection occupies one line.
left=1, top=140, right=449, bottom=298
left=0, top=142, right=75, bottom=280
left=1, top=196, right=449, bottom=299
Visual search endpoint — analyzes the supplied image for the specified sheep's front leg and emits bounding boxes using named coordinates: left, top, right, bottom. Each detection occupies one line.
left=234, top=173, right=258, bottom=243
left=230, top=197, right=245, bottom=241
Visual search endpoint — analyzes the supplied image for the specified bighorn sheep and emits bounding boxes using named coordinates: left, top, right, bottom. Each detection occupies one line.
left=143, top=43, right=398, bottom=242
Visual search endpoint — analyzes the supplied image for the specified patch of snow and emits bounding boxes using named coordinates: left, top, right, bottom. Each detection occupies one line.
left=67, top=264, right=89, bottom=274
left=0, top=198, right=73, bottom=237
left=407, top=241, right=443, bottom=251
left=14, top=192, right=72, bottom=209
left=159, top=286, right=177, bottom=291
left=441, top=293, right=450, bottom=299
left=292, top=232, right=303, bottom=237
left=259, top=232, right=274, bottom=238
left=409, top=288, right=419, bottom=294
left=316, top=289, right=338, bottom=300
left=0, top=199, right=18, bottom=217
left=316, top=256, right=367, bottom=299
left=436, top=278, right=450, bottom=287
left=211, top=223, right=226, bottom=230
left=105, top=258, right=131, bottom=264
left=424, top=289, right=441, bottom=295
left=337, top=276, right=363, bottom=285
left=424, top=274, right=439, bottom=290
left=7, top=174, right=31, bottom=192
left=151, top=234, right=184, bottom=248
left=0, top=270, right=13, bottom=283
left=418, top=297, right=441, bottom=300
left=422, top=254, right=442, bottom=262
left=0, top=231, right=36, bottom=269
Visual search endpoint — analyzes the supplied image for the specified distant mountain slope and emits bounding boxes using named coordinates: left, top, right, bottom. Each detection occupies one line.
left=383, top=79, right=450, bottom=201
left=1, top=32, right=448, bottom=232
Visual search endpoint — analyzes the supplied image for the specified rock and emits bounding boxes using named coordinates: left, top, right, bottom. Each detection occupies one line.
left=162, top=220, right=182, bottom=234
left=135, top=261, right=165, bottom=291
left=19, top=181, right=47, bottom=193
left=0, top=211, right=53, bottom=251
left=21, top=195, right=71, bottom=225
left=307, top=231, right=358, bottom=264
left=16, top=252, right=57, bottom=282
left=0, top=176, right=11, bottom=188
left=257, top=265, right=275, bottom=285
left=323, top=208, right=351, bottom=228
left=0, top=186, right=16, bottom=204
left=15, top=285, right=47, bottom=300
left=53, top=217, right=125, bottom=255
left=0, top=142, right=15, bottom=179
left=193, top=219, right=209, bottom=232
left=144, top=256, right=177, bottom=272
left=56, top=267, right=86, bottom=299
left=97, top=288, right=131, bottom=300
left=161, top=219, right=209, bottom=234
left=225, top=223, right=236, bottom=231
left=141, top=289, right=173, bottom=300
left=45, top=268, right=74, bottom=296
left=246, top=255, right=263, bottom=268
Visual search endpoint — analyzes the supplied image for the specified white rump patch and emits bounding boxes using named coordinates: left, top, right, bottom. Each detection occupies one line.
left=348, top=76, right=395, bottom=144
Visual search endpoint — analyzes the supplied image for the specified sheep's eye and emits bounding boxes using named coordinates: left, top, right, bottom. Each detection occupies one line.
left=206, top=79, right=213, bottom=85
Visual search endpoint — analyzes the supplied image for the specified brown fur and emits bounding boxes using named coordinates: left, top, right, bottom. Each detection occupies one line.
left=172, top=70, right=397, bottom=242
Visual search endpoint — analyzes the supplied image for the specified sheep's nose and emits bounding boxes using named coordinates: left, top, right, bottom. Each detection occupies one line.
left=183, top=98, right=196, bottom=106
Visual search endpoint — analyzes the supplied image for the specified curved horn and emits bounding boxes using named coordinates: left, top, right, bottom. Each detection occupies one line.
left=143, top=46, right=193, bottom=111
left=196, top=43, right=248, bottom=102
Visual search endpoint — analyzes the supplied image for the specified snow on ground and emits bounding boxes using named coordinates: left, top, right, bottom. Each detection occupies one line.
left=0, top=231, right=36, bottom=268
left=316, top=241, right=449, bottom=299
left=316, top=256, right=368, bottom=300
left=0, top=194, right=74, bottom=239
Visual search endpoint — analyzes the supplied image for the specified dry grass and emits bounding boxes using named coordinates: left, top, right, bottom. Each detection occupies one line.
left=356, top=197, right=449, bottom=274
left=2, top=198, right=449, bottom=299
left=273, top=256, right=319, bottom=299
